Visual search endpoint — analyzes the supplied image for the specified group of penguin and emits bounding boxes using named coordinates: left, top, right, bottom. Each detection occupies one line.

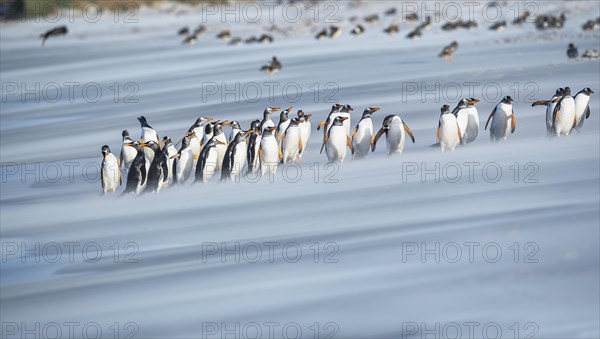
left=100, top=87, right=594, bottom=195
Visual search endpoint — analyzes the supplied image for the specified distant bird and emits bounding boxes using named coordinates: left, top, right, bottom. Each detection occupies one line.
left=315, top=28, right=328, bottom=40
left=182, top=35, right=197, bottom=46
left=372, top=115, right=415, bottom=156
left=567, top=43, right=578, bottom=59
left=383, top=24, right=400, bottom=35
left=582, top=17, right=600, bottom=31
left=513, top=11, right=531, bottom=25
left=364, top=14, right=379, bottom=24
left=405, top=13, right=419, bottom=22
left=245, top=36, right=258, bottom=44
left=40, top=26, right=67, bottom=46
left=101, top=145, right=120, bottom=194
left=193, top=25, right=206, bottom=36
left=489, top=21, right=507, bottom=31
left=216, top=29, right=231, bottom=41
left=439, top=41, right=459, bottom=60
left=329, top=25, right=342, bottom=39
left=229, top=37, right=242, bottom=45
left=260, top=56, right=282, bottom=76
left=258, top=34, right=274, bottom=43
left=461, top=20, right=478, bottom=29
left=351, top=24, right=365, bottom=36
left=385, top=7, right=398, bottom=16
left=485, top=96, right=516, bottom=142
left=582, top=49, right=600, bottom=59
left=406, top=28, right=422, bottom=40
left=178, top=27, right=189, bottom=36
left=535, top=14, right=566, bottom=30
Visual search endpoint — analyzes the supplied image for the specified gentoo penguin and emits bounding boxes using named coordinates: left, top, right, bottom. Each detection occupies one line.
left=138, top=116, right=160, bottom=163
left=532, top=88, right=563, bottom=136
left=383, top=24, right=400, bottom=35
left=221, top=130, right=250, bottom=182
left=194, top=25, right=206, bottom=36
left=317, top=104, right=344, bottom=140
left=275, top=107, right=293, bottom=144
left=178, top=27, right=189, bottom=36
left=552, top=87, right=576, bottom=136
left=260, top=56, right=282, bottom=76
left=315, top=28, right=328, bottom=40
left=122, top=141, right=147, bottom=195
left=351, top=24, right=365, bottom=35
left=229, top=37, right=242, bottom=45
left=281, top=118, right=304, bottom=164
left=228, top=120, right=242, bottom=142
left=485, top=96, right=516, bottom=142
left=173, top=136, right=194, bottom=185
left=439, top=41, right=459, bottom=60
left=142, top=141, right=169, bottom=194
left=321, top=116, right=354, bottom=163
left=260, top=107, right=280, bottom=130
left=195, top=138, right=224, bottom=183
left=212, top=123, right=229, bottom=171
left=246, top=120, right=262, bottom=176
left=260, top=126, right=281, bottom=176
left=371, top=115, right=415, bottom=155
left=567, top=43, right=578, bottom=59
left=162, top=137, right=178, bottom=187
left=201, top=121, right=219, bottom=149
left=119, top=130, right=137, bottom=180
left=452, top=99, right=470, bottom=144
left=406, top=27, right=422, bottom=40
left=489, top=21, right=507, bottom=31
left=574, top=87, right=594, bottom=130
left=437, top=105, right=462, bottom=152
left=364, top=14, right=379, bottom=24
left=40, top=26, right=67, bottom=46
left=216, top=29, right=231, bottom=41
left=188, top=117, right=213, bottom=170
left=351, top=107, right=379, bottom=159
left=329, top=25, right=342, bottom=38
left=297, top=110, right=312, bottom=159
left=464, top=98, right=480, bottom=144
left=182, top=35, right=197, bottom=46
left=339, top=104, right=354, bottom=136
left=258, top=34, right=274, bottom=44
left=101, top=145, right=120, bottom=194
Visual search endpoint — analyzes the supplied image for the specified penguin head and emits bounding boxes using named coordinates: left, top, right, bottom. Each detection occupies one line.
left=141, top=140, right=160, bottom=153
left=250, top=119, right=261, bottom=132
left=162, top=137, right=173, bottom=149
left=264, top=107, right=281, bottom=118
left=101, top=145, right=111, bottom=156
left=583, top=87, right=595, bottom=95
left=341, top=104, right=354, bottom=113
left=193, top=117, right=213, bottom=128
left=440, top=105, right=451, bottom=114
left=363, top=107, right=380, bottom=118
left=137, top=116, right=152, bottom=128
left=568, top=43, right=575, bottom=48
left=213, top=124, right=224, bottom=135
left=501, top=96, right=513, bottom=104
left=556, top=88, right=564, bottom=96
left=122, top=130, right=130, bottom=138
left=290, top=117, right=304, bottom=126
left=204, top=123, right=214, bottom=135
left=382, top=115, right=397, bottom=128
left=181, top=137, right=191, bottom=149
left=331, top=104, right=343, bottom=112
left=332, top=116, right=348, bottom=126
left=280, top=109, right=290, bottom=121
left=263, top=126, right=277, bottom=135
left=563, top=87, right=572, bottom=96
left=467, top=98, right=480, bottom=106
left=229, top=120, right=241, bottom=130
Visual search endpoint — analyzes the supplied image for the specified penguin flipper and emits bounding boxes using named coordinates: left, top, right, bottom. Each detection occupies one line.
left=436, top=123, right=441, bottom=143
left=161, top=161, right=169, bottom=183
left=531, top=100, right=549, bottom=107
left=278, top=146, right=283, bottom=162
left=140, top=164, right=147, bottom=186
left=173, top=159, right=178, bottom=184
left=372, top=128, right=385, bottom=152
left=320, top=135, right=329, bottom=154
left=403, top=123, right=416, bottom=143
left=346, top=136, right=354, bottom=155
left=457, top=124, right=463, bottom=143
left=100, top=162, right=105, bottom=191
left=117, top=155, right=123, bottom=186
left=351, top=126, right=358, bottom=142
left=552, top=100, right=562, bottom=127
left=317, top=120, right=327, bottom=131
left=585, top=105, right=591, bottom=119
left=485, top=107, right=496, bottom=130
left=511, top=112, right=516, bottom=134
left=298, top=136, right=303, bottom=155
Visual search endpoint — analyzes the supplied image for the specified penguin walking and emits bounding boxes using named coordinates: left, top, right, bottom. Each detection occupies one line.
left=260, top=126, right=282, bottom=176
left=574, top=87, right=594, bottom=131
left=247, top=120, right=262, bottom=176
left=567, top=43, right=578, bottom=59
left=552, top=87, right=576, bottom=136
left=162, top=137, right=178, bottom=187
left=439, top=41, right=459, bottom=60
left=201, top=121, right=219, bottom=149
left=351, top=107, right=379, bottom=159
left=187, top=117, right=213, bottom=166
left=485, top=96, right=516, bottom=142
left=317, top=104, right=344, bottom=141
left=464, top=98, right=480, bottom=144
left=260, top=107, right=280, bottom=130
left=221, top=130, right=250, bottom=182
left=372, top=115, right=415, bottom=155
left=138, top=116, right=160, bottom=163
left=142, top=141, right=169, bottom=194
left=122, top=141, right=147, bottom=195
left=322, top=117, right=354, bottom=163
left=195, top=138, right=224, bottom=183
left=260, top=56, right=282, bottom=76
left=281, top=118, right=304, bottom=164
left=228, top=120, right=242, bottom=142
left=339, top=104, right=354, bottom=137
left=101, top=145, right=120, bottom=194
left=275, top=107, right=293, bottom=145
left=119, top=130, right=137, bottom=180
left=452, top=99, right=469, bottom=144
left=173, top=136, right=194, bottom=185
left=212, top=123, right=229, bottom=171
left=297, top=110, right=312, bottom=159
left=437, top=105, right=462, bottom=152
left=532, top=88, right=563, bottom=136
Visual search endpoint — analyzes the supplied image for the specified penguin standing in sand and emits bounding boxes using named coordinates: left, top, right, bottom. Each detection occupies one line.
left=352, top=107, right=379, bottom=159
left=322, top=116, right=353, bottom=163
left=437, top=105, right=462, bottom=152
left=372, top=115, right=415, bottom=155
left=101, top=145, right=120, bottom=194
left=485, top=96, right=516, bottom=142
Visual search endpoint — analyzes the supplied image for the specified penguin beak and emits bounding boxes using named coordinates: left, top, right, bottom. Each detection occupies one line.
left=468, top=99, right=480, bottom=105
left=339, top=117, right=349, bottom=121
left=140, top=143, right=149, bottom=147
left=371, top=107, right=380, bottom=112
left=216, top=141, right=226, bottom=145
left=206, top=117, right=214, bottom=122
left=305, top=114, right=313, bottom=119
left=286, top=106, right=293, bottom=112
left=243, top=130, right=253, bottom=135
left=124, top=143, right=134, bottom=147
left=267, top=126, right=276, bottom=131
left=272, top=107, right=281, bottom=111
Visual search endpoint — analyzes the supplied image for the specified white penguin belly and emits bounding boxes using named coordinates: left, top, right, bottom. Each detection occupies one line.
left=299, top=122, right=311, bottom=156
left=555, top=98, right=575, bottom=135
left=326, top=127, right=347, bottom=162
left=177, top=149, right=194, bottom=184
left=387, top=122, right=405, bottom=154
left=282, top=128, right=301, bottom=163
left=102, top=154, right=119, bottom=193
left=202, top=149, right=219, bottom=183
left=261, top=137, right=279, bottom=175
left=440, top=115, right=460, bottom=151
left=574, top=95, right=590, bottom=126
left=353, top=121, right=373, bottom=158
left=456, top=109, right=468, bottom=138
left=231, top=143, right=247, bottom=177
